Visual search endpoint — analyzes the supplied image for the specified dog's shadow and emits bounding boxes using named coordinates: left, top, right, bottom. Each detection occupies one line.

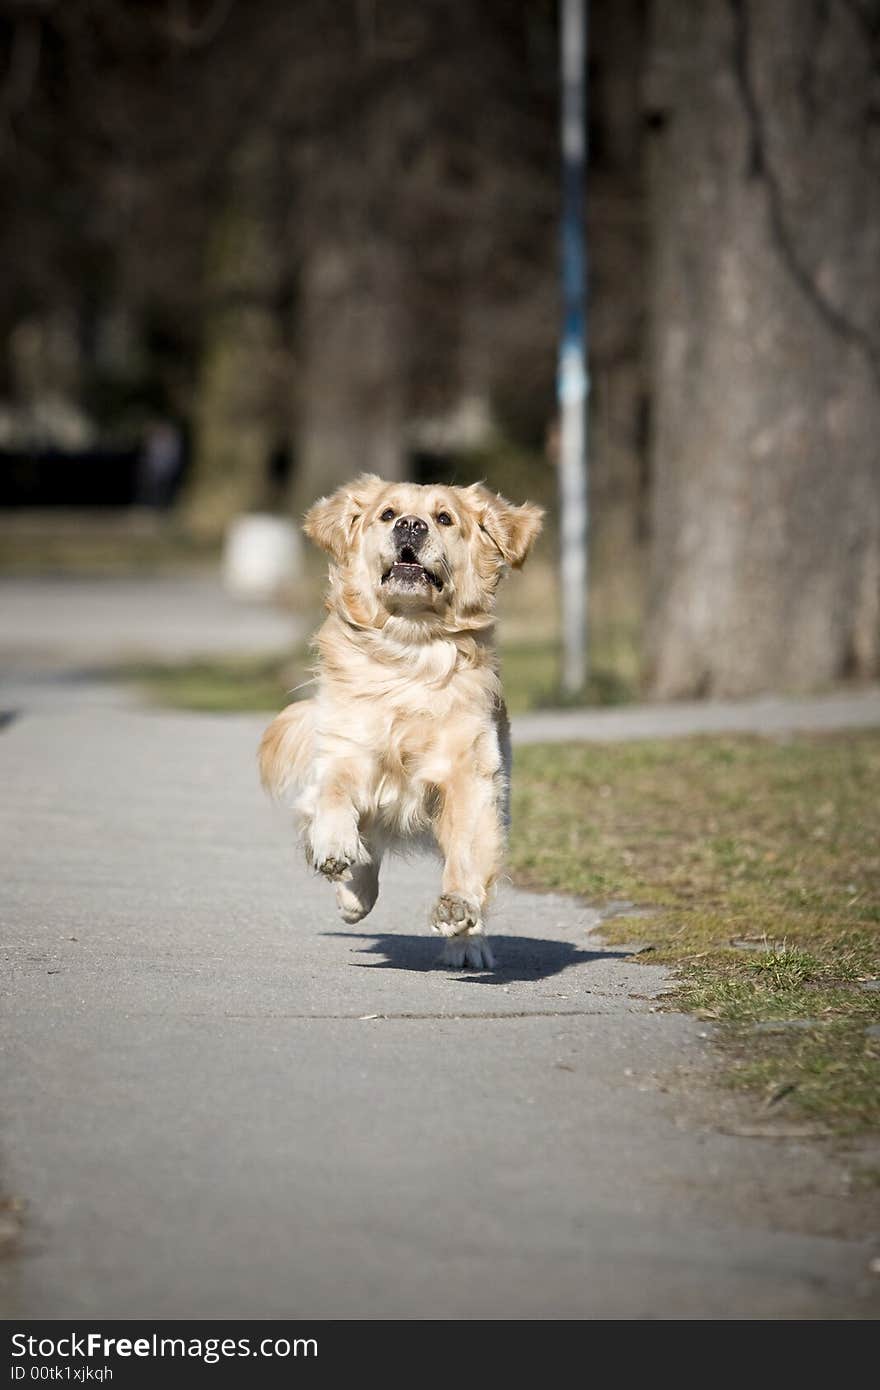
left=324, top=930, right=634, bottom=985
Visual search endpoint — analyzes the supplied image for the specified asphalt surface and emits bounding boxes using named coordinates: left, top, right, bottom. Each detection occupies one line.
left=1, top=572, right=879, bottom=1319
left=1, top=697, right=878, bottom=1319
left=511, top=687, right=880, bottom=745
left=0, top=574, right=302, bottom=662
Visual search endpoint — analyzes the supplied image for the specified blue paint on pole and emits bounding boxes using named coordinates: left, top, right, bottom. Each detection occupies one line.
left=561, top=162, right=585, bottom=353
left=558, top=0, right=589, bottom=693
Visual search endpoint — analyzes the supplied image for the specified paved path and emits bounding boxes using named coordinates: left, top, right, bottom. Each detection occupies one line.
left=1, top=573, right=878, bottom=1318
left=0, top=575, right=302, bottom=663
left=1, top=697, right=878, bottom=1319
left=511, top=687, right=880, bottom=745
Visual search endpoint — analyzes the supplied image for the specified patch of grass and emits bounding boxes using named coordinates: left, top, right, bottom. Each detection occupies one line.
left=119, top=649, right=313, bottom=712
left=508, top=732, right=880, bottom=1132
left=500, top=641, right=634, bottom=713
left=124, top=637, right=636, bottom=715
left=721, top=1024, right=879, bottom=1130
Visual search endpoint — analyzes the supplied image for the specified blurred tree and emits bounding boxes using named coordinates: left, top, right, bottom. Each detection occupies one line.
left=4, top=0, right=877, bottom=699
left=645, top=0, right=880, bottom=695
left=286, top=0, right=561, bottom=516
left=0, top=0, right=562, bottom=529
left=586, top=0, right=650, bottom=686
left=289, top=28, right=412, bottom=516
left=184, top=132, right=288, bottom=534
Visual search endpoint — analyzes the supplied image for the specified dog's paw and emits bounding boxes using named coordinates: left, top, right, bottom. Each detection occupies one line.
left=306, top=821, right=369, bottom=882
left=440, top=933, right=495, bottom=970
left=335, top=879, right=376, bottom=924
left=314, top=854, right=353, bottom=882
left=430, top=893, right=481, bottom=938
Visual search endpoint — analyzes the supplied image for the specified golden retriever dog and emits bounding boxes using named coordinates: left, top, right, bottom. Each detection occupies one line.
left=259, top=474, right=543, bottom=968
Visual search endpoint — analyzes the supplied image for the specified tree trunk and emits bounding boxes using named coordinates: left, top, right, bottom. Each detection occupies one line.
left=184, top=136, right=286, bottom=539
left=645, top=0, right=880, bottom=697
left=588, top=0, right=650, bottom=687
left=291, top=235, right=404, bottom=518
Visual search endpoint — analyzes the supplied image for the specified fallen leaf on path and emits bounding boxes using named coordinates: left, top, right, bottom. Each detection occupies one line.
left=763, top=1081, right=799, bottom=1109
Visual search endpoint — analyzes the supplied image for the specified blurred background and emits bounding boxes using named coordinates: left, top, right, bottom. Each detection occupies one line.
left=1, top=0, right=878, bottom=710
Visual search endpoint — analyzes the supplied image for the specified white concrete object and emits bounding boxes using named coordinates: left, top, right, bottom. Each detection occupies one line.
left=223, top=512, right=302, bottom=600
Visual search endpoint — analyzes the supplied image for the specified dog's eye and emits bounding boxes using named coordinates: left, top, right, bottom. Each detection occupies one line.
left=436, top=511, right=453, bottom=526
left=380, top=508, right=395, bottom=522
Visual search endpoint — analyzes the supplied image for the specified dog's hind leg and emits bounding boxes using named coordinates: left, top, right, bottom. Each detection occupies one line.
left=335, top=837, right=383, bottom=924
left=259, top=700, right=315, bottom=798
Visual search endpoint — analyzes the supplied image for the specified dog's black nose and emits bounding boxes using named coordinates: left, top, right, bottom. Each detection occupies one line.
left=393, top=515, right=428, bottom=550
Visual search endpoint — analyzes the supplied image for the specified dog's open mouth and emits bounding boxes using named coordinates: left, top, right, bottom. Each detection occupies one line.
left=381, top=547, right=443, bottom=592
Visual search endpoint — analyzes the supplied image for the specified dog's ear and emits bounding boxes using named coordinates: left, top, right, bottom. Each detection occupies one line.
left=303, top=474, right=383, bottom=563
left=462, top=484, right=544, bottom=570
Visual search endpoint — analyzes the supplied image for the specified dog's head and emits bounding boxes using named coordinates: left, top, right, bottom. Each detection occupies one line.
left=304, top=474, right=543, bottom=633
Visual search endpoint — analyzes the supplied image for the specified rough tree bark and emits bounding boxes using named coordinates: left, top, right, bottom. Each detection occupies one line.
left=184, top=135, right=287, bottom=538
left=645, top=0, right=880, bottom=697
left=289, top=83, right=408, bottom=519
left=588, top=0, right=649, bottom=685
left=291, top=234, right=404, bottom=518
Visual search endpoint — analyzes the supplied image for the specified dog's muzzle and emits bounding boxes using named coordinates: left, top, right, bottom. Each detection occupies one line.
left=381, top=516, right=443, bottom=591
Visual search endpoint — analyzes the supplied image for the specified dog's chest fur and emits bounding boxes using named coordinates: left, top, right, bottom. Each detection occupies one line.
left=307, top=633, right=506, bottom=839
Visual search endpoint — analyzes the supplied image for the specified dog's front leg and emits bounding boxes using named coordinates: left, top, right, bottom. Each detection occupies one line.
left=304, top=759, right=371, bottom=883
left=431, top=767, right=504, bottom=969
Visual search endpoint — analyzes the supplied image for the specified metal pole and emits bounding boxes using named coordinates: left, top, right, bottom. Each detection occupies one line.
left=558, top=0, right=589, bottom=694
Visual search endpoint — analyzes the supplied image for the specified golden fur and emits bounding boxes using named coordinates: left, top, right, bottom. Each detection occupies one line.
left=259, top=474, right=543, bottom=968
